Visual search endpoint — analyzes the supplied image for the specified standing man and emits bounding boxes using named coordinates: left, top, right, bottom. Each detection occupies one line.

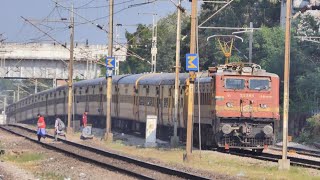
left=82, top=111, right=88, bottom=128
left=36, top=114, right=46, bottom=141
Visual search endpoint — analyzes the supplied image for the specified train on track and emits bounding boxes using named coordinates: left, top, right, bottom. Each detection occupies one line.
left=6, top=63, right=279, bottom=152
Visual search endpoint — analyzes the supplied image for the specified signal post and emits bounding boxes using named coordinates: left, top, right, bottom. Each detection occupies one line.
left=104, top=0, right=114, bottom=142
left=184, top=0, right=198, bottom=161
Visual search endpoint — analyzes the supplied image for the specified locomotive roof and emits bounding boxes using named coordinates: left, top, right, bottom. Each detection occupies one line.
left=216, top=71, right=279, bottom=77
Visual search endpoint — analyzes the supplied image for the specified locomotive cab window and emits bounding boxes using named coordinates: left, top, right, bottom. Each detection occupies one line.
left=225, top=79, right=245, bottom=89
left=249, top=79, right=270, bottom=90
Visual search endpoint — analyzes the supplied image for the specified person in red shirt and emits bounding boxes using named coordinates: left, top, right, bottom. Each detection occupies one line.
left=82, top=111, right=88, bottom=127
left=36, top=114, right=46, bottom=141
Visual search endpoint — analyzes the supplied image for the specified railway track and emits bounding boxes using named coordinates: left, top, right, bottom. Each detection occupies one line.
left=226, top=149, right=320, bottom=170
left=271, top=146, right=320, bottom=159
left=0, top=124, right=211, bottom=180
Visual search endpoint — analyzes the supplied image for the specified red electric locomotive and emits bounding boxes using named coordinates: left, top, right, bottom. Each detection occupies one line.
left=200, top=62, right=280, bottom=151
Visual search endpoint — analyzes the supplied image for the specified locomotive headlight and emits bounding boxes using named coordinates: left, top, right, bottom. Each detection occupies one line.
left=260, top=104, right=267, bottom=108
left=221, top=124, right=232, bottom=135
left=263, top=125, right=273, bottom=136
left=226, top=102, right=233, bottom=108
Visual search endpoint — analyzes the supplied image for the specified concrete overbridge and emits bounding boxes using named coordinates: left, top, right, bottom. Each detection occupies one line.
left=0, top=43, right=126, bottom=86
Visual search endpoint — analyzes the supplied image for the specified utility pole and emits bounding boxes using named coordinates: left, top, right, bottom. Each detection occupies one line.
left=13, top=91, right=15, bottom=103
left=17, top=85, right=20, bottom=101
left=35, top=79, right=38, bottom=94
left=67, top=4, right=75, bottom=133
left=4, top=96, right=6, bottom=123
left=280, top=0, right=286, bottom=28
left=105, top=0, right=114, bottom=142
left=278, top=0, right=291, bottom=170
left=115, top=24, right=122, bottom=75
left=249, top=22, right=253, bottom=63
left=151, top=14, right=158, bottom=73
left=184, top=0, right=198, bottom=161
left=171, top=0, right=183, bottom=147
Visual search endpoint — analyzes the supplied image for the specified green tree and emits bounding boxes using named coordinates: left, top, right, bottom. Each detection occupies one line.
left=120, top=24, right=152, bottom=74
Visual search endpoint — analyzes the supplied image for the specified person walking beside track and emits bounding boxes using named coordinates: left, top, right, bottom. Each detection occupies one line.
left=36, top=114, right=46, bottom=141
left=82, top=111, right=88, bottom=128
left=54, top=116, right=66, bottom=141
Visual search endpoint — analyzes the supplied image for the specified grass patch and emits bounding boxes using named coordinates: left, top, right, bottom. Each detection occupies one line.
left=3, top=152, right=44, bottom=163
left=37, top=172, right=64, bottom=180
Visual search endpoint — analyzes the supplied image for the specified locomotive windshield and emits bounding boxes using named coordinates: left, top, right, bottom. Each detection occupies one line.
left=225, top=79, right=245, bottom=89
left=249, top=79, right=270, bottom=90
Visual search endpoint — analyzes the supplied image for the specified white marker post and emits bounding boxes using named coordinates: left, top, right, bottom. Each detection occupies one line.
left=145, top=115, right=157, bottom=147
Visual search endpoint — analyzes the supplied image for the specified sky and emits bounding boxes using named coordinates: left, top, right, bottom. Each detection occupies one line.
left=0, top=0, right=192, bottom=45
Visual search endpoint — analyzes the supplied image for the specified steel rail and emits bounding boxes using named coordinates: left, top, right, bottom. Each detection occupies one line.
left=227, top=150, right=320, bottom=170
left=271, top=146, right=320, bottom=159
left=4, top=124, right=211, bottom=180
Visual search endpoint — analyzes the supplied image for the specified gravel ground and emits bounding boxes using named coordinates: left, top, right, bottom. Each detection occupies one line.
left=0, top=128, right=136, bottom=180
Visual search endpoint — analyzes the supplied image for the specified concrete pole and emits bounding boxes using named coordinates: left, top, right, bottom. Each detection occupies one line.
left=278, top=0, right=291, bottom=170
left=105, top=0, right=114, bottom=142
left=171, top=0, right=182, bottom=147
left=184, top=0, right=197, bottom=161
left=280, top=0, right=286, bottom=28
left=115, top=25, right=119, bottom=75
left=86, top=58, right=89, bottom=79
left=4, top=96, right=6, bottom=123
left=13, top=91, right=15, bottom=103
left=17, top=85, right=20, bottom=101
left=67, top=4, right=75, bottom=133
left=35, top=79, right=38, bottom=94
left=249, top=22, right=253, bottom=63
left=151, top=14, right=158, bottom=73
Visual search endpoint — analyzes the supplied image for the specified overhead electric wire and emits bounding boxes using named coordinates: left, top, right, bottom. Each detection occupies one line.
left=75, top=0, right=134, bottom=9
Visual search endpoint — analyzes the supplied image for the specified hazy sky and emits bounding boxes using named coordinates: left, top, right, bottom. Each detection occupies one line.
left=1, top=0, right=192, bottom=45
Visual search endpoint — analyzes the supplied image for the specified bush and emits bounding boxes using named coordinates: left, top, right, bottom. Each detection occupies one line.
left=297, top=114, right=320, bottom=144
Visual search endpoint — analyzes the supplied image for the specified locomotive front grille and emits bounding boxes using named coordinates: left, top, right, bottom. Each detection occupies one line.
left=218, top=136, right=273, bottom=148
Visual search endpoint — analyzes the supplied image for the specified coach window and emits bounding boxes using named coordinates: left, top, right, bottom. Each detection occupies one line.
left=225, top=78, right=245, bottom=90
left=249, top=79, right=270, bottom=91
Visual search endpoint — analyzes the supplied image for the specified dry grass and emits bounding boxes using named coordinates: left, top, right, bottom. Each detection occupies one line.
left=106, top=140, right=320, bottom=180
left=38, top=126, right=320, bottom=179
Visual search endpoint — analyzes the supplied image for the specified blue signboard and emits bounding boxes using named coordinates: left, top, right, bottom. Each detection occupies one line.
left=106, top=57, right=116, bottom=69
left=186, top=54, right=199, bottom=71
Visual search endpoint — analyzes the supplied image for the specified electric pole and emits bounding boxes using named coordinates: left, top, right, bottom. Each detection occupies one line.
left=35, top=79, right=38, bottom=94
left=17, top=84, right=20, bottom=101
left=151, top=14, right=157, bottom=73
left=279, top=0, right=291, bottom=170
left=184, top=0, right=198, bottom=161
left=171, top=0, right=183, bottom=147
left=105, top=0, right=114, bottom=142
left=249, top=22, right=253, bottom=63
left=4, top=96, right=7, bottom=123
left=67, top=4, right=75, bottom=133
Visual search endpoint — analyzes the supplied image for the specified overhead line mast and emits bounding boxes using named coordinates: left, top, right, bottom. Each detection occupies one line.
left=67, top=4, right=75, bottom=133
left=105, top=0, right=114, bottom=142
left=184, top=0, right=198, bottom=161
